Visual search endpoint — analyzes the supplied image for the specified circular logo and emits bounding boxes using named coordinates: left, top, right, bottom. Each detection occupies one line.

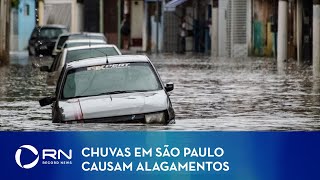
left=15, top=145, right=39, bottom=169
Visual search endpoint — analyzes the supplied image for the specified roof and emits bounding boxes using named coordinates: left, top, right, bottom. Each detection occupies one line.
left=66, top=55, right=150, bottom=69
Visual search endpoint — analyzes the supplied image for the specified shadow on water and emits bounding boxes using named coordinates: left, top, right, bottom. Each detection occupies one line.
left=0, top=52, right=320, bottom=131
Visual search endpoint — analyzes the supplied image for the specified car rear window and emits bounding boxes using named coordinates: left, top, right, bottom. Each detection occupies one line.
left=65, top=47, right=119, bottom=63
left=62, top=63, right=162, bottom=99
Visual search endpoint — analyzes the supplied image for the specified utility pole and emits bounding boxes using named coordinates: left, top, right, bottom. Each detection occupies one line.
left=0, top=0, right=10, bottom=65
left=277, top=0, right=288, bottom=68
left=313, top=0, right=320, bottom=77
left=156, top=0, right=159, bottom=54
left=211, top=0, right=218, bottom=57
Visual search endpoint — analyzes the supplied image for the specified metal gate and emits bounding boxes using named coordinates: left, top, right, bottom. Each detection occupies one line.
left=44, top=3, right=71, bottom=29
left=226, top=0, right=248, bottom=57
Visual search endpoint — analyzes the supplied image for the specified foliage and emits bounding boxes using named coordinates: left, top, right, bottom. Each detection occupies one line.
left=11, top=0, right=20, bottom=8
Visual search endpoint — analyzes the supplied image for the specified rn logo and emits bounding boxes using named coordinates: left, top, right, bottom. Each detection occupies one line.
left=15, top=145, right=72, bottom=169
left=15, top=145, right=39, bottom=169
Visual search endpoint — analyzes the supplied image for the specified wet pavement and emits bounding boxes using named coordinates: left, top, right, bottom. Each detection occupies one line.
left=1, top=51, right=320, bottom=131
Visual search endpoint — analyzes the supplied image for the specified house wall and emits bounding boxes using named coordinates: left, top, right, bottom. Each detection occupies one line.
left=18, top=0, right=35, bottom=51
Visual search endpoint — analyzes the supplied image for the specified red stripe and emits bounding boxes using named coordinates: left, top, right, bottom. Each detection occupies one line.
left=77, top=99, right=84, bottom=122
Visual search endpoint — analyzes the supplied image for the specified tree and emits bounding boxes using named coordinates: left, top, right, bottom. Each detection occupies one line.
left=11, top=0, right=19, bottom=8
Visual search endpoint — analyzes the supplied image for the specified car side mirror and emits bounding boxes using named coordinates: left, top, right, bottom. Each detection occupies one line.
left=165, top=82, right=174, bottom=92
left=40, top=66, right=50, bottom=72
left=39, top=97, right=56, bottom=107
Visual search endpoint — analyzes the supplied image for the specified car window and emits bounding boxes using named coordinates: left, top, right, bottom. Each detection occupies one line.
left=65, top=47, right=119, bottom=63
left=62, top=63, right=162, bottom=99
left=39, top=28, right=66, bottom=39
left=57, top=36, right=69, bottom=49
left=56, top=65, right=66, bottom=96
left=50, top=52, right=63, bottom=72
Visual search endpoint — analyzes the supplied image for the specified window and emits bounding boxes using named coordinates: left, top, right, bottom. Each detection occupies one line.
left=24, top=4, right=30, bottom=16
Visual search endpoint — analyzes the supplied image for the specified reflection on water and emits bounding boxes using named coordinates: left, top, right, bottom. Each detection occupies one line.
left=0, top=52, right=320, bottom=131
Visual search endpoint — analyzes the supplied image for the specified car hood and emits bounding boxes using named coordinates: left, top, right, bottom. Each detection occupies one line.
left=58, top=90, right=169, bottom=121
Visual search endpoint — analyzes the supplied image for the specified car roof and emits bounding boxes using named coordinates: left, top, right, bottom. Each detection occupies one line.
left=58, top=33, right=82, bottom=37
left=66, top=55, right=150, bottom=69
left=37, top=24, right=67, bottom=29
left=64, top=39, right=106, bottom=44
left=59, top=32, right=104, bottom=37
left=82, top=32, right=104, bottom=36
left=63, top=44, right=118, bottom=51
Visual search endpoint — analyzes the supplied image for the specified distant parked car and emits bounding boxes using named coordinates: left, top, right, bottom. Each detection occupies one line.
left=52, top=32, right=107, bottom=57
left=40, top=44, right=121, bottom=86
left=39, top=55, right=175, bottom=124
left=28, top=24, right=68, bottom=56
left=62, top=39, right=107, bottom=49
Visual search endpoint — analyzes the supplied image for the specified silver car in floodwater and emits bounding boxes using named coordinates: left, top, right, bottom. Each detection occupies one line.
left=52, top=32, right=107, bottom=57
left=40, top=44, right=121, bottom=86
left=39, top=55, right=175, bottom=124
left=62, top=39, right=106, bottom=49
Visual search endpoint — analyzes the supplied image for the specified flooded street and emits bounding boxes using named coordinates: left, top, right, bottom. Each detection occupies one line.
left=1, top=52, right=320, bottom=131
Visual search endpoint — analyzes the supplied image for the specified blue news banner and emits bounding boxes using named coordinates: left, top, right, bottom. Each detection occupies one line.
left=0, top=132, right=319, bottom=180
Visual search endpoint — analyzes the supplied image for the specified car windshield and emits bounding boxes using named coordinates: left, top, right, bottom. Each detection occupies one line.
left=62, top=62, right=162, bottom=99
left=39, top=28, right=66, bottom=39
left=64, top=42, right=106, bottom=48
left=65, top=47, right=119, bottom=63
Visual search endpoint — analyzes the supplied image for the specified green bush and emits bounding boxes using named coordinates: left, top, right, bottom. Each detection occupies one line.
left=11, top=0, right=19, bottom=8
